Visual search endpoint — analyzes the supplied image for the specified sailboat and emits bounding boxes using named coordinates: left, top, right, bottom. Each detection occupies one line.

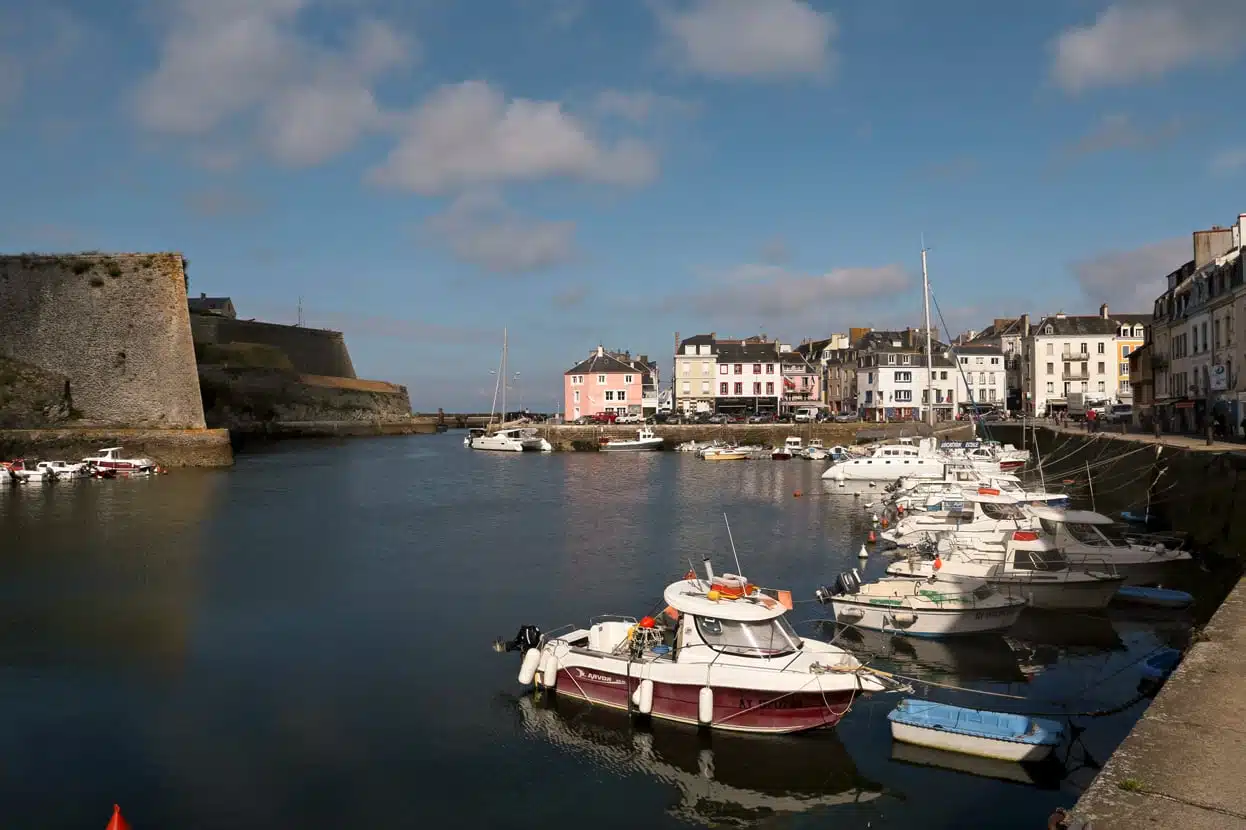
left=469, top=329, right=552, bottom=452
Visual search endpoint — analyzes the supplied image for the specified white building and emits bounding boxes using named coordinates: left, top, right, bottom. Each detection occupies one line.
left=1026, top=308, right=1150, bottom=416
left=953, top=344, right=1008, bottom=408
left=856, top=343, right=1002, bottom=421
left=674, top=333, right=816, bottom=415
left=674, top=333, right=717, bottom=413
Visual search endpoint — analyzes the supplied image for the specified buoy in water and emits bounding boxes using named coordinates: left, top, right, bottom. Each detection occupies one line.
left=107, top=805, right=131, bottom=830
left=793, top=490, right=802, bottom=498
left=871, top=514, right=880, bottom=524
left=881, top=517, right=890, bottom=529
left=858, top=544, right=869, bottom=558
left=867, top=530, right=877, bottom=543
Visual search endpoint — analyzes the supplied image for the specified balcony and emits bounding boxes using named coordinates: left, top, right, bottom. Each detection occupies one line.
left=1063, top=370, right=1089, bottom=381
left=1061, top=351, right=1089, bottom=361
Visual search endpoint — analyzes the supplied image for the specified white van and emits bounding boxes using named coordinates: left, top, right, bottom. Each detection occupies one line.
left=794, top=406, right=820, bottom=423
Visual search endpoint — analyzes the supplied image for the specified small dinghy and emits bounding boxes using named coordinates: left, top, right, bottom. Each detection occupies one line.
left=888, top=699, right=1064, bottom=762
left=1114, top=585, right=1193, bottom=609
left=1140, top=647, right=1182, bottom=681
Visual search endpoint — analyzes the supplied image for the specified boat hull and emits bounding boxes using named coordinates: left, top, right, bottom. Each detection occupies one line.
left=600, top=440, right=664, bottom=452
left=1000, top=576, right=1124, bottom=610
left=703, top=452, right=747, bottom=461
left=827, top=600, right=1023, bottom=637
left=552, top=667, right=856, bottom=734
left=890, top=721, right=1056, bottom=762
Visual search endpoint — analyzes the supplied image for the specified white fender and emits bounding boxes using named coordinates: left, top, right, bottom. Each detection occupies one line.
left=538, top=651, right=558, bottom=688
left=636, top=679, right=654, bottom=715
left=698, top=687, right=714, bottom=725
left=891, top=612, right=918, bottom=625
left=518, top=648, right=541, bottom=685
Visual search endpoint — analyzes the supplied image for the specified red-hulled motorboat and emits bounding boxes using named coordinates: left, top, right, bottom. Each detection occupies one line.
left=495, top=559, right=890, bottom=733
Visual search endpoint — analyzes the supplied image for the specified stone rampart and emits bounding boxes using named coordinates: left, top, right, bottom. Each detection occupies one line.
left=190, top=315, right=356, bottom=378
left=0, top=253, right=205, bottom=428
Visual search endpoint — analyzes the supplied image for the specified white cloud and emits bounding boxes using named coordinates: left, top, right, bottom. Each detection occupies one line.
left=367, top=81, right=657, bottom=193
left=666, top=262, right=910, bottom=319
left=656, top=0, right=836, bottom=80
left=423, top=190, right=577, bottom=274
left=130, top=1, right=415, bottom=166
left=1050, top=0, right=1246, bottom=92
left=1070, top=236, right=1190, bottom=311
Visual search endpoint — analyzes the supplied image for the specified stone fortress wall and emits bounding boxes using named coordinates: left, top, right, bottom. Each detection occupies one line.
left=0, top=253, right=206, bottom=429
left=190, top=315, right=357, bottom=379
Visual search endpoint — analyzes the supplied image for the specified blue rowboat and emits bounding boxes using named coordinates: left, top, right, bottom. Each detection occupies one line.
left=1114, top=585, right=1193, bottom=609
left=1140, top=648, right=1182, bottom=681
left=888, top=700, right=1064, bottom=762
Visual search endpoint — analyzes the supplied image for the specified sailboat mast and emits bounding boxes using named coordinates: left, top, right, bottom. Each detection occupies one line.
left=921, top=245, right=935, bottom=429
left=501, top=328, right=508, bottom=423
left=489, top=330, right=505, bottom=428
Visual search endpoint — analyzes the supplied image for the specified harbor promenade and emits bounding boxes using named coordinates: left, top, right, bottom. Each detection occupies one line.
left=1071, top=574, right=1246, bottom=829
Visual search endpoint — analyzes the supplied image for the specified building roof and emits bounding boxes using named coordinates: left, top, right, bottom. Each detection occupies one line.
left=714, top=341, right=779, bottom=363
left=677, top=333, right=715, bottom=350
left=951, top=343, right=1004, bottom=355
left=188, top=295, right=235, bottom=317
left=1033, top=314, right=1144, bottom=337
left=968, top=317, right=1026, bottom=341
left=566, top=348, right=655, bottom=377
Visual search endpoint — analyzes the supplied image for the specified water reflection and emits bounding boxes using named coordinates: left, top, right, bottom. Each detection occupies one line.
left=889, top=741, right=1063, bottom=789
left=514, top=694, right=885, bottom=827
left=827, top=625, right=1028, bottom=687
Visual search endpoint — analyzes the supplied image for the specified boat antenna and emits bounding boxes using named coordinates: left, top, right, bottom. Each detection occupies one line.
left=723, top=513, right=744, bottom=576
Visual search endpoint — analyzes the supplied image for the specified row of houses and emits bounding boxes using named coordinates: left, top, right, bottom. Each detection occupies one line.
left=1130, top=214, right=1246, bottom=434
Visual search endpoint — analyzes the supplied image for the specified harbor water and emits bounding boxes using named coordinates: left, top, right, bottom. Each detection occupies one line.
left=0, top=432, right=1220, bottom=829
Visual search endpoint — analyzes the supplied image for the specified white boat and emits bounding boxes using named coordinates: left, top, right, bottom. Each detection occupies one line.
left=470, top=330, right=552, bottom=453
left=676, top=440, right=716, bottom=453
left=1027, top=505, right=1192, bottom=584
left=822, top=438, right=947, bottom=488
left=702, top=448, right=747, bottom=461
left=802, top=439, right=828, bottom=460
left=36, top=460, right=87, bottom=479
left=4, top=459, right=50, bottom=482
left=888, top=700, right=1063, bottom=762
left=600, top=426, right=664, bottom=452
left=772, top=437, right=802, bottom=460
left=81, top=447, right=158, bottom=474
left=885, top=531, right=1125, bottom=610
left=882, top=491, right=1030, bottom=547
left=814, top=570, right=1025, bottom=637
left=888, top=467, right=1069, bottom=510
left=494, top=560, right=891, bottom=734
left=939, top=440, right=1024, bottom=475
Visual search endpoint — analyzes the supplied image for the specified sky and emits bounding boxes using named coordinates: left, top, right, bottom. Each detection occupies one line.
left=3, top=0, right=1246, bottom=411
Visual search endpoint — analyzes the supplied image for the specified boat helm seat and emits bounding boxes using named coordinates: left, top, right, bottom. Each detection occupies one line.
left=588, top=621, right=633, bottom=654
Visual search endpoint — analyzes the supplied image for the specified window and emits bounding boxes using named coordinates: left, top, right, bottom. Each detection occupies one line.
left=605, top=391, right=615, bottom=401
left=1214, top=320, right=1221, bottom=349
left=571, top=375, right=582, bottom=385
left=989, top=373, right=997, bottom=385
left=617, top=390, right=626, bottom=401
left=895, top=371, right=912, bottom=382
left=1064, top=362, right=1071, bottom=376
left=1122, top=345, right=1131, bottom=357
left=719, top=382, right=728, bottom=395
left=682, top=381, right=690, bottom=395
left=967, top=373, right=975, bottom=384
left=753, top=382, right=761, bottom=394
left=719, top=364, right=728, bottom=375
left=765, top=381, right=774, bottom=394
left=1047, top=362, right=1054, bottom=375
left=1120, top=362, right=1129, bottom=376
left=753, top=364, right=762, bottom=374
left=1081, top=381, right=1088, bottom=392
left=1097, top=362, right=1105, bottom=374
left=976, top=357, right=984, bottom=365
left=940, top=371, right=948, bottom=380
left=1097, top=343, right=1105, bottom=354
left=887, top=354, right=897, bottom=365
left=895, top=390, right=912, bottom=402
left=1080, top=342, right=1088, bottom=354
left=694, top=616, right=801, bottom=657
left=766, top=364, right=775, bottom=374
left=977, top=389, right=986, bottom=402
left=573, top=390, right=580, bottom=403
left=625, top=374, right=634, bottom=384
left=960, top=357, right=969, bottom=365
left=701, top=361, right=710, bottom=376
left=597, top=375, right=606, bottom=384
left=978, top=372, right=986, bottom=385
left=1080, top=362, right=1088, bottom=375
left=1097, top=381, right=1105, bottom=392
left=991, top=357, right=1000, bottom=365
left=734, top=364, right=743, bottom=375
left=868, top=372, right=874, bottom=383
left=902, top=354, right=912, bottom=365
left=681, top=362, right=690, bottom=376
left=734, top=382, right=743, bottom=395
left=989, top=389, right=997, bottom=402
left=1045, top=342, right=1053, bottom=354
left=1046, top=382, right=1054, bottom=393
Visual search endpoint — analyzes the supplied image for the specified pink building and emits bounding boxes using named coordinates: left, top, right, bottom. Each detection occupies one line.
left=564, top=346, right=659, bottom=421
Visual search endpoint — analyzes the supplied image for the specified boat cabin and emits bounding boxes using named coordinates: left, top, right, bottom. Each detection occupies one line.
left=783, top=437, right=803, bottom=452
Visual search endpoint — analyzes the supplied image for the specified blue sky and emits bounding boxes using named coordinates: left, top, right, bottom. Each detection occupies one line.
left=3, top=0, right=1246, bottom=410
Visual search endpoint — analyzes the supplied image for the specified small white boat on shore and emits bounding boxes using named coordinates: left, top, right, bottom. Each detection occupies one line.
left=600, top=427, right=664, bottom=452
left=82, top=447, right=158, bottom=474
left=702, top=448, right=747, bottom=461
left=803, top=439, right=828, bottom=460
left=36, top=460, right=87, bottom=479
left=814, top=570, right=1025, bottom=637
left=4, top=459, right=49, bottom=483
left=888, top=700, right=1063, bottom=762
left=772, top=436, right=802, bottom=460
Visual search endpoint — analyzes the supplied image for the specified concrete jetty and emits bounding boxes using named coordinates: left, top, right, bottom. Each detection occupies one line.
left=1071, top=575, right=1246, bottom=829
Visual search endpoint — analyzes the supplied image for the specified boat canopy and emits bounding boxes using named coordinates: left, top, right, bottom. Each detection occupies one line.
left=1027, top=505, right=1114, bottom=525
left=954, top=490, right=1026, bottom=505
left=662, top=579, right=786, bottom=621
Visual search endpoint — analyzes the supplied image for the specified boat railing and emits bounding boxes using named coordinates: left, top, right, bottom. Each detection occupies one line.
left=588, top=614, right=638, bottom=627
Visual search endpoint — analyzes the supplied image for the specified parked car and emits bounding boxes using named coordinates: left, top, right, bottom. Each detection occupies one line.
left=1105, top=404, right=1133, bottom=423
left=591, top=412, right=618, bottom=424
left=573, top=416, right=595, bottom=425
left=615, top=413, right=645, bottom=424
left=748, top=413, right=776, bottom=424
left=833, top=413, right=858, bottom=423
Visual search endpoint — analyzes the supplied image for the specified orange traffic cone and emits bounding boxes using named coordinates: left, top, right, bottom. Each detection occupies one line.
left=106, top=804, right=131, bottom=830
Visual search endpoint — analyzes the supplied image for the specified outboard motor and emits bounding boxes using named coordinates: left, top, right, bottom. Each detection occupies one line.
left=493, top=624, right=542, bottom=653
left=814, top=569, right=862, bottom=604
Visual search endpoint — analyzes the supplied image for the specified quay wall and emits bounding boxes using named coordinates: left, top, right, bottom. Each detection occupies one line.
left=198, top=367, right=414, bottom=432
left=531, top=422, right=971, bottom=451
left=190, top=315, right=356, bottom=379
left=0, top=253, right=205, bottom=429
left=992, top=425, right=1246, bottom=561
left=0, top=427, right=233, bottom=467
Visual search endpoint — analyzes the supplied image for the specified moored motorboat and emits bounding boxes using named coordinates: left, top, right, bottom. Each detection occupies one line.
left=888, top=699, right=1063, bottom=762
left=35, top=460, right=87, bottom=479
left=772, top=436, right=802, bottom=460
left=702, top=447, right=747, bottom=461
left=4, top=459, right=49, bottom=483
left=493, top=560, right=891, bottom=733
left=813, top=570, right=1025, bottom=637
left=1114, top=585, right=1193, bottom=609
left=600, top=426, right=664, bottom=452
left=81, top=447, right=158, bottom=474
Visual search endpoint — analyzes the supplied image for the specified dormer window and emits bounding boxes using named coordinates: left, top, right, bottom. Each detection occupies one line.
left=1044, top=325, right=1053, bottom=334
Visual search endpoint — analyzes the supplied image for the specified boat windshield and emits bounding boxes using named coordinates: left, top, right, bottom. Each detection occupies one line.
left=1010, top=548, right=1068, bottom=571
left=694, top=615, right=801, bottom=657
left=981, top=502, right=1025, bottom=520
left=1040, top=518, right=1112, bottom=546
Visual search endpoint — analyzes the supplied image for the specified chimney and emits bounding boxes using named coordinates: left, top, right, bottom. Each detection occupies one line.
left=200, top=292, right=206, bottom=299
left=597, top=345, right=604, bottom=357
left=1099, top=303, right=1109, bottom=320
left=1021, top=313, right=1030, bottom=336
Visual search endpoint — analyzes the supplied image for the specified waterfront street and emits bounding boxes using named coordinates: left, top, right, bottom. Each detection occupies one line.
left=0, top=432, right=1226, bottom=829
